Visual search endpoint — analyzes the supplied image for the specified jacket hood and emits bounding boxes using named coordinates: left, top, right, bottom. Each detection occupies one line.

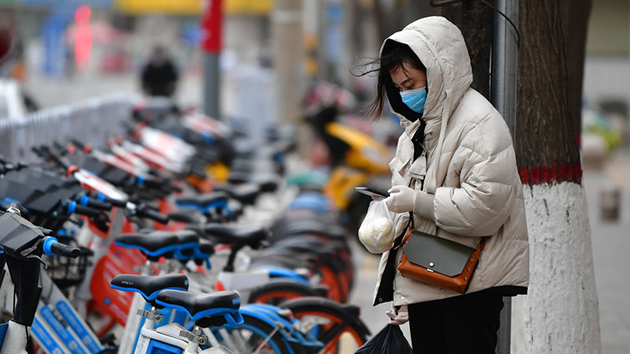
left=381, top=16, right=473, bottom=129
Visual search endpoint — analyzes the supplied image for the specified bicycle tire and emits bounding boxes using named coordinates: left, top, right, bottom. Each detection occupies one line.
left=216, top=313, right=293, bottom=354
left=280, top=297, right=370, bottom=354
left=248, top=280, right=325, bottom=306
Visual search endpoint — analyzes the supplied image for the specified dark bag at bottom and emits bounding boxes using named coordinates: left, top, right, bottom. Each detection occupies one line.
left=354, top=324, right=412, bottom=354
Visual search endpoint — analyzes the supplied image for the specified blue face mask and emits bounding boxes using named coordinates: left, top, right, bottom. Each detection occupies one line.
left=400, top=87, right=427, bottom=114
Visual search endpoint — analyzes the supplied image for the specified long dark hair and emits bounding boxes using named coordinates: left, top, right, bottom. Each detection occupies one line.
left=356, top=40, right=426, bottom=121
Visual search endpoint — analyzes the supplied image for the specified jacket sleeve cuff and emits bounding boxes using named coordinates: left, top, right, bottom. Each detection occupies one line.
left=414, top=191, right=435, bottom=220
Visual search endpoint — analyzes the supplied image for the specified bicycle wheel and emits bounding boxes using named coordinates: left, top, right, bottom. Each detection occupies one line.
left=280, top=297, right=370, bottom=354
left=216, top=313, right=293, bottom=354
left=249, top=280, right=326, bottom=306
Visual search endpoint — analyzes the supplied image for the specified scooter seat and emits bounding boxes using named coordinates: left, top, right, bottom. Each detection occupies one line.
left=110, top=274, right=189, bottom=301
left=156, top=289, right=240, bottom=321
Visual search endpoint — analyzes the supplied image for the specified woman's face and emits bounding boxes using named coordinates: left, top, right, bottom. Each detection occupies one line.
left=389, top=61, right=427, bottom=92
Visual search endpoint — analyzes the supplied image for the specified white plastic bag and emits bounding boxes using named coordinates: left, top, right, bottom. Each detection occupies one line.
left=358, top=200, right=395, bottom=253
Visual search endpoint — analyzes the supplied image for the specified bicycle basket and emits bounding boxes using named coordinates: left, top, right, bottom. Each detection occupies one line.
left=43, top=236, right=93, bottom=288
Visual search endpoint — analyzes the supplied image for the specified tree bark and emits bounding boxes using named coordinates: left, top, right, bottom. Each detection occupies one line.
left=512, top=1, right=601, bottom=353
left=515, top=1, right=581, bottom=178
left=442, top=1, right=493, bottom=99
left=561, top=0, right=593, bottom=143
left=373, top=0, right=390, bottom=44
left=406, top=0, right=441, bottom=28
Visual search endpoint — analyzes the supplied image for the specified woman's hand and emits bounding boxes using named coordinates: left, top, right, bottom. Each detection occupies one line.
left=386, top=305, right=409, bottom=325
left=386, top=185, right=415, bottom=213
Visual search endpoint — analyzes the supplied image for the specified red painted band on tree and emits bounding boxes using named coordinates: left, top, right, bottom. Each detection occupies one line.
left=519, top=163, right=583, bottom=185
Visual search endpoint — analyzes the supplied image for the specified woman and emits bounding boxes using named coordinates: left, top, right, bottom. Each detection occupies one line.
left=365, top=16, right=529, bottom=354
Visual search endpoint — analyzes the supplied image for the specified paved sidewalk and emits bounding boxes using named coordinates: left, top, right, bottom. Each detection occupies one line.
left=585, top=149, right=630, bottom=354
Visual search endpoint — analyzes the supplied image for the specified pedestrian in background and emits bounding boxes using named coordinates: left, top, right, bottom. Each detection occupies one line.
left=362, top=16, right=529, bottom=354
left=140, top=45, right=179, bottom=97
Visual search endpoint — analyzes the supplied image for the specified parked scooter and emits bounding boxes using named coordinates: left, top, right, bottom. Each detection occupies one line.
left=302, top=82, right=392, bottom=233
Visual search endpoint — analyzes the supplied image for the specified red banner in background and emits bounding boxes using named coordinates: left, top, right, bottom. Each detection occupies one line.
left=201, top=0, right=223, bottom=53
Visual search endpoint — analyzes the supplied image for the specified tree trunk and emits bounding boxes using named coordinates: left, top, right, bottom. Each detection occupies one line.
left=512, top=1, right=601, bottom=353
left=442, top=1, right=493, bottom=99
left=561, top=0, right=593, bottom=143
left=373, top=0, right=390, bottom=44
left=406, top=0, right=441, bottom=29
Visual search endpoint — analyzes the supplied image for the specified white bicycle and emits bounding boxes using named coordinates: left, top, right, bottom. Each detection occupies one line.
left=0, top=204, right=86, bottom=354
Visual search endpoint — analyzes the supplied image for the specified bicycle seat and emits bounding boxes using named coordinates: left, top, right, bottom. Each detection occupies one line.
left=171, top=229, right=200, bottom=244
left=175, top=192, right=229, bottom=208
left=227, top=172, right=278, bottom=193
left=229, top=159, right=276, bottom=174
left=271, top=242, right=338, bottom=260
left=271, top=219, right=346, bottom=242
left=213, top=183, right=261, bottom=205
left=155, top=289, right=241, bottom=323
left=250, top=255, right=316, bottom=275
left=192, top=240, right=215, bottom=267
left=194, top=224, right=268, bottom=249
left=195, top=240, right=215, bottom=258
left=256, top=178, right=278, bottom=193
left=110, top=273, right=189, bottom=301
left=172, top=230, right=201, bottom=261
left=167, top=209, right=206, bottom=224
left=115, top=232, right=180, bottom=258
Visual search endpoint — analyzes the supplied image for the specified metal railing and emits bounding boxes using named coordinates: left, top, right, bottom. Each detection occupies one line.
left=0, top=92, right=136, bottom=164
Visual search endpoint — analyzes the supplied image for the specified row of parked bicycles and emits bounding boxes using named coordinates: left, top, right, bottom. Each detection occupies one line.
left=0, top=99, right=373, bottom=354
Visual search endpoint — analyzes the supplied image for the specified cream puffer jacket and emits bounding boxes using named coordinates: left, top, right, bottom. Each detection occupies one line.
left=373, top=16, right=529, bottom=306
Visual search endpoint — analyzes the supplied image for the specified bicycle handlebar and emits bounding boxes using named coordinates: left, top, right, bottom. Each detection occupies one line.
left=50, top=241, right=81, bottom=258
left=34, top=146, right=71, bottom=171
left=139, top=206, right=169, bottom=224
left=78, top=195, right=112, bottom=211
left=64, top=201, right=102, bottom=217
left=43, top=237, right=80, bottom=258
left=129, top=203, right=169, bottom=224
left=95, top=193, right=127, bottom=207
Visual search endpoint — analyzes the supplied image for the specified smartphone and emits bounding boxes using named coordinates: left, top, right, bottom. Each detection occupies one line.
left=354, top=186, right=388, bottom=200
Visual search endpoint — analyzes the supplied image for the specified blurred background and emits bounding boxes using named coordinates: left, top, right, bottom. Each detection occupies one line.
left=2, top=0, right=630, bottom=352
left=0, top=0, right=628, bottom=159
left=0, top=0, right=626, bottom=141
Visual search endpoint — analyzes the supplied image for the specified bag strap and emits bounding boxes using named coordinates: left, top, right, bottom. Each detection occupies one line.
left=398, top=212, right=488, bottom=252
left=394, top=211, right=414, bottom=250
left=478, top=236, right=487, bottom=250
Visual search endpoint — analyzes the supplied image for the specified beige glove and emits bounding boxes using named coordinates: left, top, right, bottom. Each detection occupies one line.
left=386, top=185, right=415, bottom=213
left=385, top=305, right=409, bottom=325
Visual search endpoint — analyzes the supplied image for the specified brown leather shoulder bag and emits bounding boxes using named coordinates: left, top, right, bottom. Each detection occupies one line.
left=397, top=228, right=486, bottom=294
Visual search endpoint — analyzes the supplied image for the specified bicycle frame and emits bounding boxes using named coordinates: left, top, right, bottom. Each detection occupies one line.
left=0, top=321, right=30, bottom=354
left=118, top=288, right=234, bottom=354
left=28, top=271, right=105, bottom=354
